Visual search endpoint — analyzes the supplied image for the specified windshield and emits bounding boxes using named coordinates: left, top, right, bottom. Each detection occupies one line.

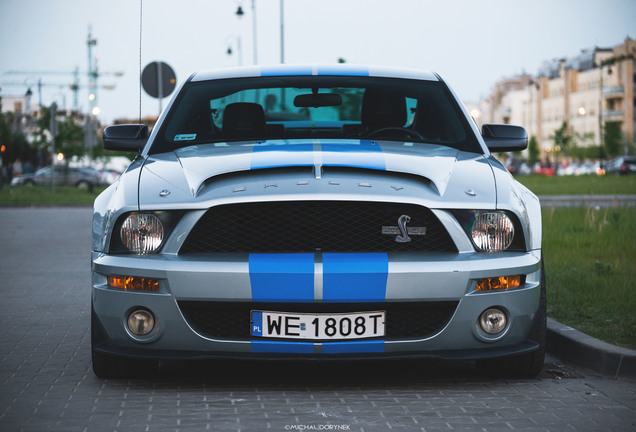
left=151, top=76, right=481, bottom=154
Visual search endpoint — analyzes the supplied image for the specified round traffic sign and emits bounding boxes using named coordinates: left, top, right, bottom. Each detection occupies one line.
left=141, top=61, right=176, bottom=99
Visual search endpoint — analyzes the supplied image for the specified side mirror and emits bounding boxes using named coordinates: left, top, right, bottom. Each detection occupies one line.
left=103, top=124, right=149, bottom=152
left=482, top=124, right=528, bottom=152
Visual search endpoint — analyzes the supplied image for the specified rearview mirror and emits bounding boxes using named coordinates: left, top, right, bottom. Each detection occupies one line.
left=294, top=93, right=342, bottom=108
left=103, top=124, right=149, bottom=152
left=482, top=124, right=528, bottom=152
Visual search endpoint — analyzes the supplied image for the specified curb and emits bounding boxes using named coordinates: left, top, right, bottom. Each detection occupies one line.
left=539, top=194, right=636, bottom=207
left=547, top=317, right=636, bottom=378
left=0, top=203, right=92, bottom=208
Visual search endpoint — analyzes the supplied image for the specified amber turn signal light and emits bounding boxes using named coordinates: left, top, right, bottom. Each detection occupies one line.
left=475, top=275, right=522, bottom=292
left=107, top=275, right=160, bottom=292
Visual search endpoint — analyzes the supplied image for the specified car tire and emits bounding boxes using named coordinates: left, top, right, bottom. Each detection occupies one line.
left=91, top=348, right=158, bottom=379
left=477, top=258, right=546, bottom=377
left=91, top=348, right=120, bottom=379
left=91, top=305, right=122, bottom=378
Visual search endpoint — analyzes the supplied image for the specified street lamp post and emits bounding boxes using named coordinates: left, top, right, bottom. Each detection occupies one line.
left=225, top=36, right=243, bottom=66
left=87, top=25, right=98, bottom=121
left=252, top=0, right=258, bottom=65
left=235, top=1, right=258, bottom=65
left=598, top=63, right=613, bottom=159
left=578, top=106, right=587, bottom=147
left=280, top=0, right=285, bottom=64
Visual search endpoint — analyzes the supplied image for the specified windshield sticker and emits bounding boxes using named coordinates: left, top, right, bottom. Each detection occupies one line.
left=174, top=133, right=197, bottom=141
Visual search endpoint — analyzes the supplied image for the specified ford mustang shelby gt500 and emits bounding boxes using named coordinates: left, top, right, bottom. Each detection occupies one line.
left=91, top=64, right=545, bottom=378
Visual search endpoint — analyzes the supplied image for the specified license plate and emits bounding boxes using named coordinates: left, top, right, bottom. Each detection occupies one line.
left=250, top=310, right=385, bottom=340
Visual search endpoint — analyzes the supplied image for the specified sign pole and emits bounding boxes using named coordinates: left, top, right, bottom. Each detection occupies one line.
left=50, top=102, right=57, bottom=194
left=156, top=61, right=163, bottom=115
left=141, top=61, right=176, bottom=118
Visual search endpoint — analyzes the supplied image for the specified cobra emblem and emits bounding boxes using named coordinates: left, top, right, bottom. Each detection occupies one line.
left=395, top=215, right=412, bottom=243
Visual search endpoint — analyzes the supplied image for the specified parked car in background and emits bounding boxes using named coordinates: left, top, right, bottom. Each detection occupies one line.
left=556, top=161, right=604, bottom=176
left=606, top=156, right=636, bottom=175
left=91, top=64, right=545, bottom=379
left=505, top=159, right=531, bottom=176
left=533, top=162, right=555, bottom=176
left=99, top=169, right=122, bottom=185
left=11, top=165, right=102, bottom=188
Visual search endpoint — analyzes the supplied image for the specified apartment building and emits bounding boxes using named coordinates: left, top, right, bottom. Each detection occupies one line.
left=474, top=37, right=635, bottom=159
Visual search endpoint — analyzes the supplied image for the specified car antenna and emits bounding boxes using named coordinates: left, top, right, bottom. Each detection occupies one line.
left=138, top=0, right=143, bottom=125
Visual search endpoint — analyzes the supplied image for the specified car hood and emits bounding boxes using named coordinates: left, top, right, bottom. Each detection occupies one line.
left=137, top=139, right=496, bottom=208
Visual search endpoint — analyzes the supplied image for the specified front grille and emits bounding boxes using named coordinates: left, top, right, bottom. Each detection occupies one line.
left=178, top=301, right=458, bottom=341
left=179, top=201, right=457, bottom=254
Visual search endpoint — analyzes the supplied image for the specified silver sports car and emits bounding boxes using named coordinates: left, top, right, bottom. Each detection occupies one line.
left=92, top=64, right=545, bottom=378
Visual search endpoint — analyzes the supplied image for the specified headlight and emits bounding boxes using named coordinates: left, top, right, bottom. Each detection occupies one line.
left=120, top=213, right=164, bottom=254
left=110, top=211, right=182, bottom=254
left=453, top=210, right=525, bottom=252
left=471, top=212, right=514, bottom=252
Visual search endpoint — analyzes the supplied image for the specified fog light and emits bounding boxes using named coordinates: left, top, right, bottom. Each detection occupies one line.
left=127, top=309, right=155, bottom=336
left=479, top=308, right=507, bottom=335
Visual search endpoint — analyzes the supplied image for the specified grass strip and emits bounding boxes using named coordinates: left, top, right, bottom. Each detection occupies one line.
left=543, top=206, right=636, bottom=349
left=517, top=174, right=636, bottom=195
left=0, top=185, right=107, bottom=205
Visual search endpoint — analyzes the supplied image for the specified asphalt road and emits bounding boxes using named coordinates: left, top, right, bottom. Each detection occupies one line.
left=0, top=207, right=634, bottom=432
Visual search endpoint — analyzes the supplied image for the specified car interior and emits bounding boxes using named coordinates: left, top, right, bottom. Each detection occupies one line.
left=154, top=77, right=479, bottom=154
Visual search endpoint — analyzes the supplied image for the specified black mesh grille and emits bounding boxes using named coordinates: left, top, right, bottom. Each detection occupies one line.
left=179, top=201, right=457, bottom=254
left=178, top=301, right=458, bottom=341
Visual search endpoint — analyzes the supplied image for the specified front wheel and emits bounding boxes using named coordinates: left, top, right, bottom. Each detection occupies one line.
left=477, top=258, right=546, bottom=377
left=91, top=305, right=122, bottom=378
left=91, top=348, right=122, bottom=379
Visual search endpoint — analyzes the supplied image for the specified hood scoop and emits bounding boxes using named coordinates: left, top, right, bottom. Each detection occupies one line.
left=174, top=140, right=459, bottom=197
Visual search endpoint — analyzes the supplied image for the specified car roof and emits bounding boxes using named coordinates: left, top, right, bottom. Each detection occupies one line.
left=190, top=64, right=440, bottom=83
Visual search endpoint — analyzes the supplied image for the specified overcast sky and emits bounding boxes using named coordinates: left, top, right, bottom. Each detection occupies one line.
left=1, top=0, right=635, bottom=124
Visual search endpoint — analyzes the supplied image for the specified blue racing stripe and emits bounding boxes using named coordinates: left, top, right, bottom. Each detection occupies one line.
left=322, top=340, right=385, bottom=354
left=251, top=142, right=315, bottom=170
left=316, top=65, right=370, bottom=76
left=322, top=253, right=389, bottom=303
left=321, top=140, right=386, bottom=170
left=249, top=254, right=314, bottom=302
left=252, top=141, right=315, bottom=152
left=251, top=340, right=315, bottom=353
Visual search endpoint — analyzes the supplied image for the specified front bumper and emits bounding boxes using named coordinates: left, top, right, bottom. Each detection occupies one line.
left=91, top=249, right=542, bottom=360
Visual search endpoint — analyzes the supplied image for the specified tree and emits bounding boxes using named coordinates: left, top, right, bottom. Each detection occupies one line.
left=0, top=97, right=32, bottom=169
left=0, top=97, right=11, bottom=165
left=33, top=106, right=86, bottom=165
left=527, top=135, right=540, bottom=166
left=56, top=116, right=86, bottom=162
left=32, top=105, right=54, bottom=159
left=603, top=121, right=623, bottom=158
left=551, top=121, right=573, bottom=156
